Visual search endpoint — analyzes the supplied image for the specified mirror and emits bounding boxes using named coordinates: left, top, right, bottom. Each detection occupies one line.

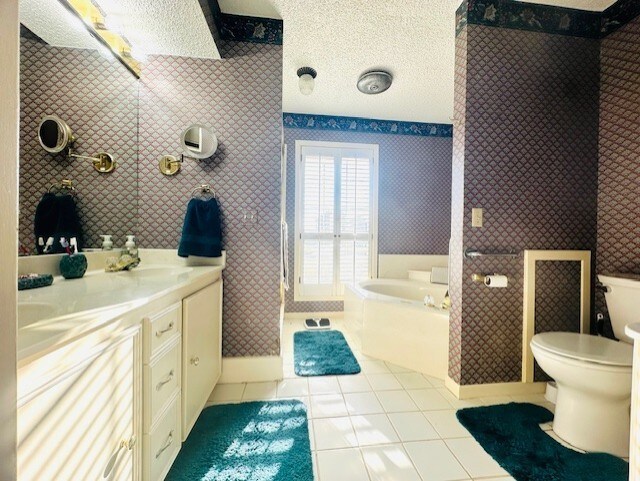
left=38, top=115, right=74, bottom=154
left=18, top=1, right=139, bottom=256
left=181, top=124, right=218, bottom=159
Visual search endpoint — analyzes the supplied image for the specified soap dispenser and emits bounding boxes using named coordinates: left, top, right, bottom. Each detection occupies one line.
left=125, top=235, right=136, bottom=255
left=101, top=235, right=113, bottom=250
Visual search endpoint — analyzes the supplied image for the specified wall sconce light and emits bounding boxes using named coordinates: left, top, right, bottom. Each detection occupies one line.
left=297, top=67, right=317, bottom=95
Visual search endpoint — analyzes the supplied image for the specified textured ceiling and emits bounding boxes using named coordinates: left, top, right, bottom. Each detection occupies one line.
left=20, top=0, right=220, bottom=60
left=97, top=0, right=220, bottom=58
left=518, top=0, right=617, bottom=11
left=219, top=0, right=620, bottom=124
left=20, top=0, right=102, bottom=50
left=221, top=0, right=457, bottom=124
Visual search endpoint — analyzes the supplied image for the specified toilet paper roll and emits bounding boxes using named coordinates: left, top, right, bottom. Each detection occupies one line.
left=484, top=275, right=508, bottom=288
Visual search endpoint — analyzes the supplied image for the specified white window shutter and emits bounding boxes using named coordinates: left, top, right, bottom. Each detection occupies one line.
left=295, top=142, right=378, bottom=301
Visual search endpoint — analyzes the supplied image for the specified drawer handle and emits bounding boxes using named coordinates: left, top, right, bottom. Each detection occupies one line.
left=191, top=356, right=200, bottom=366
left=122, top=435, right=136, bottom=451
left=155, top=322, right=174, bottom=338
left=156, top=370, right=174, bottom=391
left=155, top=430, right=174, bottom=459
left=103, top=435, right=135, bottom=478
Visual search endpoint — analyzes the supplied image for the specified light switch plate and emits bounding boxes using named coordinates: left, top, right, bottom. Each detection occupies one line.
left=472, top=208, right=483, bottom=227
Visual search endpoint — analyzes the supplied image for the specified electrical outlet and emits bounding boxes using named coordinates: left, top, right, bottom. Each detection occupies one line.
left=472, top=208, right=483, bottom=227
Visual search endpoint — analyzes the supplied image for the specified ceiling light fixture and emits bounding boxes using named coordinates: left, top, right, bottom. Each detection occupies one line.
left=297, top=67, right=317, bottom=95
left=357, top=70, right=393, bottom=95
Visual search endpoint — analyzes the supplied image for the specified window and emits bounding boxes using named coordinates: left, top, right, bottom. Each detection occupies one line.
left=294, top=140, right=378, bottom=301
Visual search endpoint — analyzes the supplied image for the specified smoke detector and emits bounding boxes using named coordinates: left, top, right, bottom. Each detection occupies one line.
left=357, top=70, right=393, bottom=94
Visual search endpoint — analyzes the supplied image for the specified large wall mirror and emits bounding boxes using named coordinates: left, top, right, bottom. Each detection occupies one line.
left=19, top=0, right=139, bottom=255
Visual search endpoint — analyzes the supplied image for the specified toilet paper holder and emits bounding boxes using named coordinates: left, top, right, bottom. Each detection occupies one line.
left=471, top=273, right=486, bottom=283
left=472, top=273, right=508, bottom=287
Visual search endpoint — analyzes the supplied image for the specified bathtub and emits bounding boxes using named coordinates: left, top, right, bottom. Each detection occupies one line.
left=344, top=276, right=450, bottom=379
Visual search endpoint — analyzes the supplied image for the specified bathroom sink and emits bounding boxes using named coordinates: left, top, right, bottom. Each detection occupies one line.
left=18, top=302, right=57, bottom=328
left=117, top=267, right=193, bottom=279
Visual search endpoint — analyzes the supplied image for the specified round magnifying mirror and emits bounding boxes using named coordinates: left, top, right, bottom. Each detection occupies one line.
left=180, top=124, right=218, bottom=159
left=38, top=115, right=74, bottom=154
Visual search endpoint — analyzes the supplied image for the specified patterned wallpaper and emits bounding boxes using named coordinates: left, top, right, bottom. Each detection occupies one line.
left=534, top=261, right=582, bottom=381
left=448, top=25, right=468, bottom=384
left=19, top=38, right=138, bottom=252
left=449, top=24, right=600, bottom=385
left=283, top=128, right=452, bottom=313
left=596, top=15, right=640, bottom=324
left=137, top=40, right=283, bottom=357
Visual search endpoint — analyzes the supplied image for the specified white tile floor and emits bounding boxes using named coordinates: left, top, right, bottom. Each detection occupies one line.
left=210, top=320, right=560, bottom=481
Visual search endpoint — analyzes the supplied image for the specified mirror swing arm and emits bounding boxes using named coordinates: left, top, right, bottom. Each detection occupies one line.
left=159, top=124, right=218, bottom=176
left=38, top=115, right=116, bottom=173
left=158, top=152, right=199, bottom=177
left=67, top=148, right=116, bottom=173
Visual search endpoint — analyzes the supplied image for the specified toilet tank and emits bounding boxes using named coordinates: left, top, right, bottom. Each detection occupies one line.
left=599, top=274, right=640, bottom=343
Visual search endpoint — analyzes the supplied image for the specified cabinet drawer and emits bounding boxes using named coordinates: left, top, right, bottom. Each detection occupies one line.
left=144, top=303, right=181, bottom=360
left=144, top=395, right=181, bottom=481
left=144, top=339, right=181, bottom=431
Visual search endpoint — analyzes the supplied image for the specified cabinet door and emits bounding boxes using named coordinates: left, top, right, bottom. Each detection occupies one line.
left=18, top=326, right=141, bottom=481
left=182, top=280, right=222, bottom=438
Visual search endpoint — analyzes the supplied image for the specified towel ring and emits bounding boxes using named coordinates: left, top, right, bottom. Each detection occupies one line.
left=48, top=179, right=77, bottom=195
left=191, top=184, right=217, bottom=199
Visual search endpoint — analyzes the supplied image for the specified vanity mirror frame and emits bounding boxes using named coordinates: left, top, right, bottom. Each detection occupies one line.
left=38, top=115, right=74, bottom=154
left=180, top=124, right=218, bottom=159
left=159, top=124, right=218, bottom=176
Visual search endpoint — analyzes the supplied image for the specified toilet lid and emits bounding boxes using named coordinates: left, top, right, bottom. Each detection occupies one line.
left=531, top=332, right=633, bottom=367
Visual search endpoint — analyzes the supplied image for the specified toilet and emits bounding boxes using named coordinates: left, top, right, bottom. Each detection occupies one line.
left=531, top=273, right=640, bottom=457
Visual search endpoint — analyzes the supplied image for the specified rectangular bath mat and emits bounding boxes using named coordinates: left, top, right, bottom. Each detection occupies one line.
left=166, top=399, right=313, bottom=481
left=294, top=330, right=361, bottom=376
left=456, top=402, right=628, bottom=481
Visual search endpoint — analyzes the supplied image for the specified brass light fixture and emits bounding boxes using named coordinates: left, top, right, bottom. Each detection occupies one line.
left=57, top=0, right=141, bottom=78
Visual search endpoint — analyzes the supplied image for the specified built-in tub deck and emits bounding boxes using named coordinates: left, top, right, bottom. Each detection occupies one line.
left=344, top=275, right=450, bottom=379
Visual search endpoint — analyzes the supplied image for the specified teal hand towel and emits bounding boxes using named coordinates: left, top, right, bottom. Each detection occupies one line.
left=178, top=198, right=222, bottom=258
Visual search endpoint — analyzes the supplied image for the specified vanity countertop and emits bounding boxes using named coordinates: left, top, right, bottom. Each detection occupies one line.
left=18, top=250, right=224, bottom=365
left=626, top=323, right=640, bottom=341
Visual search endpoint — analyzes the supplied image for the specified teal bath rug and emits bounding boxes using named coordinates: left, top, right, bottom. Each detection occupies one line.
left=456, top=402, right=628, bottom=481
left=294, top=330, right=361, bottom=376
left=166, top=400, right=313, bottom=481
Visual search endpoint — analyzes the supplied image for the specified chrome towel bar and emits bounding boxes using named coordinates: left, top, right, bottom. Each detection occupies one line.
left=464, top=248, right=519, bottom=259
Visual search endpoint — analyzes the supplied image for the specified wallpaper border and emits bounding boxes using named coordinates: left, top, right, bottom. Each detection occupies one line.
left=206, top=0, right=283, bottom=45
left=601, top=0, right=640, bottom=36
left=456, top=0, right=639, bottom=38
left=283, top=113, right=453, bottom=138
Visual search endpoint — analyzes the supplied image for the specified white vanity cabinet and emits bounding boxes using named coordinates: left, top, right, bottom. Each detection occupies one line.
left=17, top=325, right=141, bottom=481
left=17, top=260, right=224, bottom=481
left=182, top=279, right=223, bottom=439
left=142, top=303, right=182, bottom=481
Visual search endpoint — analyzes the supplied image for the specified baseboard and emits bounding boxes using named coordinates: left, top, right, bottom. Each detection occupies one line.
left=445, top=376, right=547, bottom=399
left=219, top=356, right=283, bottom=384
left=284, top=311, right=344, bottom=321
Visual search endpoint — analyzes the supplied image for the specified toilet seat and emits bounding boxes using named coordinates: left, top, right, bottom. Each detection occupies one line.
left=531, top=332, right=632, bottom=367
